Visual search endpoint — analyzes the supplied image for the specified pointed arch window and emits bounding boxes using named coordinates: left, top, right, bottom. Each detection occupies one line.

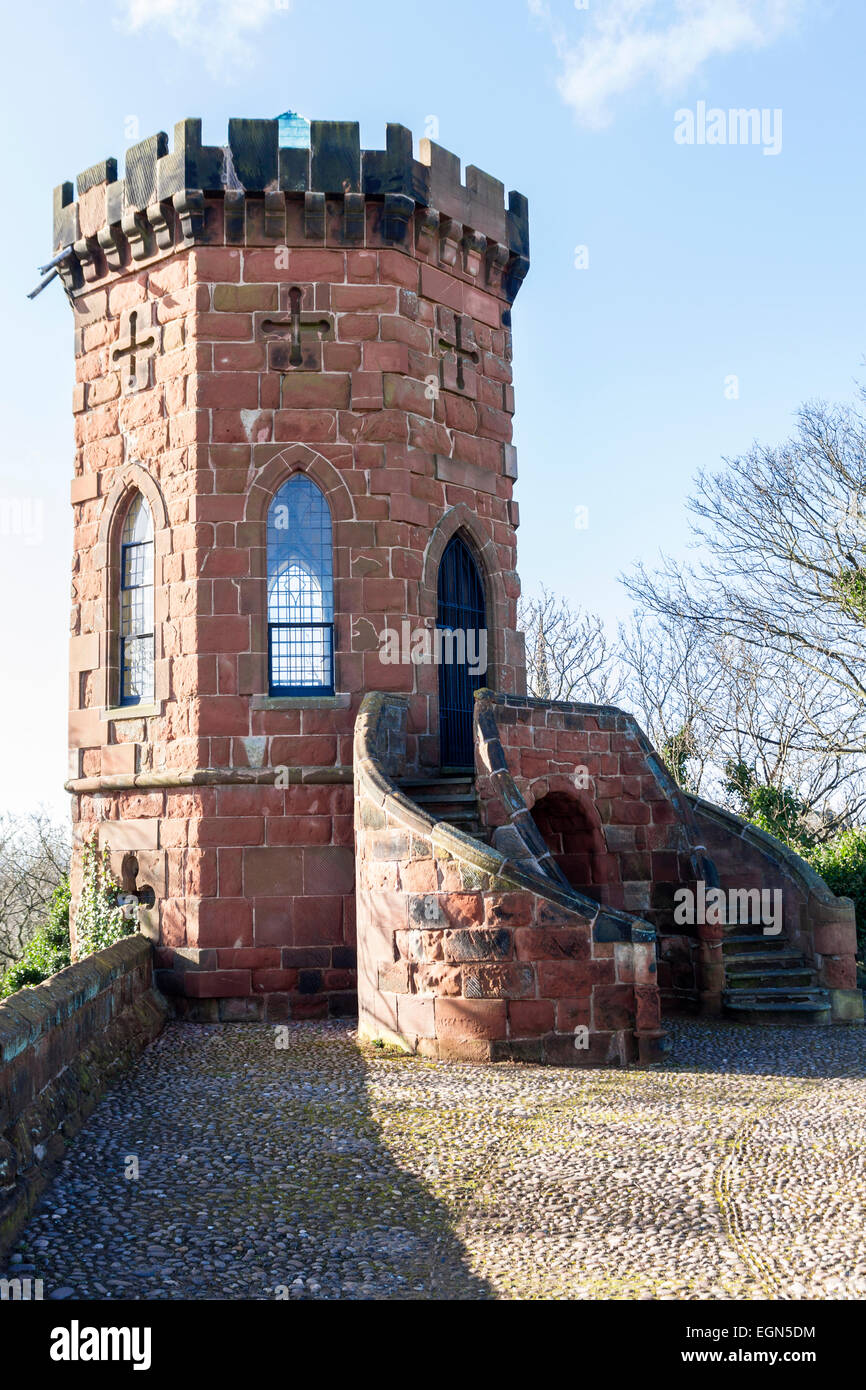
left=267, top=475, right=334, bottom=695
left=119, top=493, right=155, bottom=705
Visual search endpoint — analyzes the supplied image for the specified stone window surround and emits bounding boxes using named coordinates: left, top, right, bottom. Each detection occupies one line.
left=245, top=447, right=509, bottom=710
left=245, top=444, right=356, bottom=701
left=95, top=462, right=170, bottom=716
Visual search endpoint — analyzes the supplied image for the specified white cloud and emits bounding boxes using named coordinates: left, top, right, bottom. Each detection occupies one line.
left=120, top=0, right=289, bottom=75
left=530, top=0, right=804, bottom=128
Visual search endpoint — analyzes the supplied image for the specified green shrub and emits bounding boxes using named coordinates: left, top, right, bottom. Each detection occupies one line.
left=723, top=760, right=815, bottom=852
left=661, top=725, right=699, bottom=794
left=805, top=830, right=866, bottom=958
left=0, top=875, right=71, bottom=997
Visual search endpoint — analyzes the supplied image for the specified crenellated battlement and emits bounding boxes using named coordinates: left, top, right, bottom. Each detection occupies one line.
left=52, top=117, right=530, bottom=300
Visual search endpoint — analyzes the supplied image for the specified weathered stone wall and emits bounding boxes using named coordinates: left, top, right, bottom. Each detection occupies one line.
left=355, top=693, right=665, bottom=1066
left=59, top=117, right=529, bottom=1012
left=0, top=936, right=167, bottom=1260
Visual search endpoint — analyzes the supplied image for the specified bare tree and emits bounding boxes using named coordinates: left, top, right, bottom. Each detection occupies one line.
left=0, top=810, right=71, bottom=972
left=521, top=396, right=866, bottom=834
left=619, top=615, right=866, bottom=835
left=519, top=588, right=623, bottom=704
left=704, top=639, right=866, bottom=833
left=624, top=393, right=866, bottom=759
left=618, top=618, right=723, bottom=794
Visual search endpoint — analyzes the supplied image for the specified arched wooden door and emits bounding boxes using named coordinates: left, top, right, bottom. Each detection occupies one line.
left=436, top=534, right=487, bottom=769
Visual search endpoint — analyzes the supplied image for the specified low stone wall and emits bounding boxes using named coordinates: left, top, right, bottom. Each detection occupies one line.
left=355, top=693, right=665, bottom=1066
left=0, top=936, right=167, bottom=1259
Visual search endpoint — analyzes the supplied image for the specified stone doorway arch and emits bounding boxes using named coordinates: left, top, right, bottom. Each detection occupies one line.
left=530, top=787, right=611, bottom=906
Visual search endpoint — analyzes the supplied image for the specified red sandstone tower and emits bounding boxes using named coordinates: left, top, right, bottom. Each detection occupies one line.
left=57, top=116, right=530, bottom=1020
left=57, top=114, right=859, bottom=1059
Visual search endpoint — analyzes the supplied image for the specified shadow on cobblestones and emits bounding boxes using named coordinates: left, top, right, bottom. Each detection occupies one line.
left=8, top=1016, right=866, bottom=1302
left=5, top=1022, right=493, bottom=1301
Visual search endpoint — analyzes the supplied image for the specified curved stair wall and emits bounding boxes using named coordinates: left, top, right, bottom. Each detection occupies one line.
left=472, top=691, right=863, bottom=1025
left=354, top=693, right=666, bottom=1066
left=473, top=690, right=718, bottom=1015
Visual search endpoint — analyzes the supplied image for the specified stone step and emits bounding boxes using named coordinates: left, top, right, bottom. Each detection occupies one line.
left=723, top=996, right=833, bottom=1025
left=722, top=935, right=796, bottom=954
left=725, top=951, right=809, bottom=970
left=399, top=777, right=475, bottom=791
left=397, top=778, right=477, bottom=805
left=435, top=811, right=481, bottom=828
left=424, top=799, right=476, bottom=811
left=429, top=815, right=489, bottom=844
left=725, top=967, right=816, bottom=991
left=403, top=796, right=477, bottom=813
left=406, top=792, right=478, bottom=807
left=396, top=776, right=488, bottom=843
left=723, top=953, right=804, bottom=972
left=725, top=985, right=829, bottom=1002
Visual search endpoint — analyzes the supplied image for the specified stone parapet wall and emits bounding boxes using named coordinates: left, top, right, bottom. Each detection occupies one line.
left=355, top=693, right=665, bottom=1066
left=53, top=118, right=530, bottom=297
left=0, top=936, right=167, bottom=1260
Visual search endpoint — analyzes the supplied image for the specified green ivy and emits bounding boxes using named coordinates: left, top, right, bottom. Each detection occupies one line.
left=0, top=840, right=136, bottom=999
left=0, top=875, right=71, bottom=998
left=74, top=837, right=134, bottom=958
left=833, top=566, right=866, bottom=622
left=661, top=724, right=698, bottom=793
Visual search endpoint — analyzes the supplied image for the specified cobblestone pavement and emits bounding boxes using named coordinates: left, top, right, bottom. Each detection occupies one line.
left=5, top=1018, right=866, bottom=1300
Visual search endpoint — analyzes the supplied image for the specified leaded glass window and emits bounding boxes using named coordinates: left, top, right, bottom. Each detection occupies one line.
left=267, top=476, right=334, bottom=695
left=119, top=494, right=154, bottom=705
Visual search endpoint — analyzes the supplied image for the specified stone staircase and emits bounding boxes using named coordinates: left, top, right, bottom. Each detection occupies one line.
left=723, top=931, right=831, bottom=1025
left=396, top=774, right=486, bottom=840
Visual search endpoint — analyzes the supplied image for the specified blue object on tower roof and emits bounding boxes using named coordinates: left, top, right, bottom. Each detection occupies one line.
left=277, top=111, right=311, bottom=148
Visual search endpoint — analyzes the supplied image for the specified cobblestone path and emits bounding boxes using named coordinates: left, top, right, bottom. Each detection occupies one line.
left=5, top=1018, right=866, bottom=1300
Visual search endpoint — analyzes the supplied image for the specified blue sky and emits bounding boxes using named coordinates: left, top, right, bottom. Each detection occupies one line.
left=2, top=0, right=864, bottom=817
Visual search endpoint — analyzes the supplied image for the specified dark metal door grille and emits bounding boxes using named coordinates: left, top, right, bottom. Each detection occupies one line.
left=437, top=534, right=486, bottom=769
